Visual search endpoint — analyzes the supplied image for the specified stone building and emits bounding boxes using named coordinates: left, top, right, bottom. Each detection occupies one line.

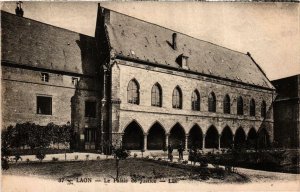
left=1, top=5, right=276, bottom=152
left=272, top=75, right=300, bottom=148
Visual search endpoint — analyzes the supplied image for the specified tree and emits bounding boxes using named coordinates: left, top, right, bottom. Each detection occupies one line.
left=113, top=147, right=130, bottom=181
left=36, top=148, right=46, bottom=162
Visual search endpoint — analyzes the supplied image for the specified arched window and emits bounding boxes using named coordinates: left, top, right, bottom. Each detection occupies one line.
left=127, top=79, right=139, bottom=105
left=237, top=96, right=243, bottom=115
left=208, top=92, right=216, bottom=112
left=223, top=94, right=230, bottom=114
left=172, top=86, right=182, bottom=109
left=250, top=98, right=256, bottom=116
left=261, top=100, right=267, bottom=118
left=191, top=90, right=200, bottom=111
left=151, top=83, right=162, bottom=107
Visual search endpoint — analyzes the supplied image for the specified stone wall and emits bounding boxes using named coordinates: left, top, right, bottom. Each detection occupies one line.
left=109, top=60, right=275, bottom=146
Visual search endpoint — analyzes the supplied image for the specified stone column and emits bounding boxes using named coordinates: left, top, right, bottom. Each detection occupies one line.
left=202, top=134, right=206, bottom=149
left=143, top=134, right=148, bottom=151
left=218, top=134, right=221, bottom=150
left=185, top=134, right=189, bottom=151
left=166, top=133, right=169, bottom=147
left=119, top=133, right=124, bottom=148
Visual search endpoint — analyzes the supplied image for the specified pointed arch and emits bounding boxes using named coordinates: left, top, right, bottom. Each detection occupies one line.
left=169, top=123, right=185, bottom=149
left=151, top=83, right=162, bottom=107
left=188, top=124, right=203, bottom=149
left=247, top=127, right=258, bottom=149
left=191, top=89, right=200, bottom=111
left=237, top=96, right=244, bottom=115
left=220, top=126, right=233, bottom=148
left=127, top=79, right=140, bottom=105
left=208, top=92, right=216, bottom=112
left=250, top=98, right=256, bottom=116
left=258, top=128, right=270, bottom=148
left=172, top=86, right=182, bottom=109
left=147, top=122, right=166, bottom=150
left=205, top=125, right=219, bottom=148
left=234, top=127, right=246, bottom=148
left=223, top=94, right=231, bottom=114
left=261, top=100, right=267, bottom=118
left=122, top=120, right=144, bottom=150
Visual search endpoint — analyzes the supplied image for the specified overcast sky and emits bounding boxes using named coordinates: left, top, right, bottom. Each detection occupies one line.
left=1, top=1, right=299, bottom=80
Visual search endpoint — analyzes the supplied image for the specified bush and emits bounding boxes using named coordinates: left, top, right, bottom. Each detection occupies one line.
left=74, top=155, right=79, bottom=160
left=36, top=149, right=46, bottom=161
left=26, top=158, right=30, bottom=164
left=14, top=154, right=22, bottom=163
left=52, top=157, right=59, bottom=162
left=96, top=156, right=101, bottom=160
left=86, top=154, right=89, bottom=160
left=133, top=153, right=137, bottom=158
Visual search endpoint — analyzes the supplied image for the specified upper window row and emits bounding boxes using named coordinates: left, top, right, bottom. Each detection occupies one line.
left=40, top=72, right=79, bottom=86
left=127, top=79, right=267, bottom=118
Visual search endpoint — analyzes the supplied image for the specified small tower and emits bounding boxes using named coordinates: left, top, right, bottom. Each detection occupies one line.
left=15, top=1, right=24, bottom=17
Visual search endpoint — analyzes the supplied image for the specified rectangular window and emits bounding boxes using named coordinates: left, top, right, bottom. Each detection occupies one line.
left=85, top=101, right=96, bottom=118
left=72, top=77, right=79, bottom=86
left=41, top=73, right=49, bottom=82
left=37, top=96, right=52, bottom=115
left=84, top=128, right=96, bottom=142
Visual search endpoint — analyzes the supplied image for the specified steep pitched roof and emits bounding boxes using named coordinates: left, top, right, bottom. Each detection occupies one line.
left=102, top=8, right=274, bottom=89
left=1, top=11, right=98, bottom=76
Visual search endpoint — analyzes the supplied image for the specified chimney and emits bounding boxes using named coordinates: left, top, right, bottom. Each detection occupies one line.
left=172, top=33, right=177, bottom=50
left=15, top=1, right=24, bottom=17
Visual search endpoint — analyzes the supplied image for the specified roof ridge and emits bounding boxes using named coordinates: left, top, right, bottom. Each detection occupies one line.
left=0, top=10, right=94, bottom=38
left=100, top=6, right=248, bottom=56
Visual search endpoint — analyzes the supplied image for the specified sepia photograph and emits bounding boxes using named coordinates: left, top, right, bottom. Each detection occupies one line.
left=1, top=1, right=300, bottom=191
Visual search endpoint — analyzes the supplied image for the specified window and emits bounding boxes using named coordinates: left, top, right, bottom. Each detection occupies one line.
left=84, top=128, right=96, bottom=142
left=208, top=92, right=216, bottom=112
left=250, top=99, right=256, bottom=116
left=72, top=77, right=79, bottom=86
left=191, top=90, right=200, bottom=111
left=172, top=86, right=182, bottom=109
left=127, top=79, right=139, bottom=105
left=85, top=101, right=96, bottom=118
left=37, top=96, right=52, bottom=115
left=223, top=94, right=231, bottom=114
left=151, top=83, right=162, bottom=107
left=41, top=73, right=49, bottom=82
left=261, top=101, right=267, bottom=118
left=237, top=96, right=244, bottom=115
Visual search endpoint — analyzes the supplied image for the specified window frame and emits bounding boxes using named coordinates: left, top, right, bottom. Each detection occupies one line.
left=237, top=96, right=244, bottom=115
left=85, top=100, right=97, bottom=118
left=151, top=83, right=162, bottom=107
left=223, top=94, right=231, bottom=114
left=172, top=86, right=182, bottom=109
left=191, top=90, right=200, bottom=111
left=127, top=79, right=140, bottom=105
left=208, top=92, right=216, bottom=112
left=250, top=98, right=256, bottom=117
left=41, top=73, right=49, bottom=82
left=36, top=95, right=52, bottom=115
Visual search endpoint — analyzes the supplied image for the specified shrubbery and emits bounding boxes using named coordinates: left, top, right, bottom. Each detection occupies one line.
left=1, top=122, right=72, bottom=151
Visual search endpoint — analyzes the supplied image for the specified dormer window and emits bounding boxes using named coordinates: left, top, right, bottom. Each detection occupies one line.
left=41, top=73, right=49, bottom=82
left=176, top=54, right=189, bottom=70
left=72, top=77, right=79, bottom=86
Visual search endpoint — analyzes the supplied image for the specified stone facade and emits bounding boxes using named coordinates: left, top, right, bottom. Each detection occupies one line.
left=272, top=75, right=300, bottom=148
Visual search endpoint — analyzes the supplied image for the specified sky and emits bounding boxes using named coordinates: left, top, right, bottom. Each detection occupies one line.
left=1, top=1, right=299, bottom=80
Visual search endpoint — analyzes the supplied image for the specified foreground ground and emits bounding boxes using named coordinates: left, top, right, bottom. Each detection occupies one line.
left=3, top=158, right=245, bottom=183
left=2, top=157, right=300, bottom=192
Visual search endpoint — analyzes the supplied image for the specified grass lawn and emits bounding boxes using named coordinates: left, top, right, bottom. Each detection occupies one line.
left=3, top=158, right=247, bottom=183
